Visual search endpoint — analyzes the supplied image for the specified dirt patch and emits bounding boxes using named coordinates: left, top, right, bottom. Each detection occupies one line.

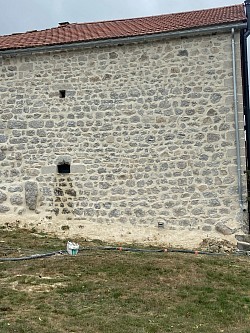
left=199, top=238, right=236, bottom=253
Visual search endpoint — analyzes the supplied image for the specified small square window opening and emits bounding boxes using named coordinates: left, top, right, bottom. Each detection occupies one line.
left=57, top=161, right=70, bottom=174
left=59, top=90, right=66, bottom=98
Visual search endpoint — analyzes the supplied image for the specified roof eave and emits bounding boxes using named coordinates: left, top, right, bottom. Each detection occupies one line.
left=0, top=21, right=247, bottom=56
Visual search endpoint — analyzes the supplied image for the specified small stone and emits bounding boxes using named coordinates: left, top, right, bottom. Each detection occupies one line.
left=109, top=52, right=118, bottom=59
left=73, top=208, right=84, bottom=216
left=7, top=120, right=27, bottom=129
left=29, top=120, right=44, bottom=128
left=109, top=209, right=120, bottom=217
left=10, top=195, right=23, bottom=206
left=65, top=189, right=76, bottom=197
left=130, top=116, right=140, bottom=123
left=207, top=133, right=220, bottom=142
left=210, top=93, right=222, bottom=103
left=0, top=151, right=6, bottom=161
left=0, top=135, right=8, bottom=143
left=0, top=205, right=10, bottom=213
left=177, top=50, right=188, bottom=57
left=0, top=191, right=7, bottom=203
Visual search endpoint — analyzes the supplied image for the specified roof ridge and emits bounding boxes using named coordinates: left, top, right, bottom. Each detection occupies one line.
left=0, top=3, right=246, bottom=51
left=60, top=3, right=245, bottom=29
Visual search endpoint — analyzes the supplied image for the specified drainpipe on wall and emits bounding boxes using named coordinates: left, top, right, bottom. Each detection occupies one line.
left=231, top=28, right=244, bottom=210
left=241, top=0, right=250, bottom=232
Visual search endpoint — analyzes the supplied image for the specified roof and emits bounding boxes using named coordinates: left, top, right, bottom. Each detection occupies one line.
left=0, top=4, right=246, bottom=51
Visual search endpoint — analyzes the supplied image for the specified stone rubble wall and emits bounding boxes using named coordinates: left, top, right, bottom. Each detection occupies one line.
left=0, top=30, right=248, bottom=247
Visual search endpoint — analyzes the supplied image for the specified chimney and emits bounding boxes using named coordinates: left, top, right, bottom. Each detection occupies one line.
left=59, top=22, right=70, bottom=26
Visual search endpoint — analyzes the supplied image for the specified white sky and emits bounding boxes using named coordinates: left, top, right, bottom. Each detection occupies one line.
left=0, top=0, right=244, bottom=36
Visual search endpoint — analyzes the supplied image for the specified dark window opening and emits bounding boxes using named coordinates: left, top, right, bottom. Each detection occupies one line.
left=59, top=90, right=66, bottom=98
left=57, top=161, right=70, bottom=174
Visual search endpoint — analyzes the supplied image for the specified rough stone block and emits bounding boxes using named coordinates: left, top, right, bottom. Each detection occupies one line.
left=25, top=182, right=38, bottom=210
left=71, top=165, right=86, bottom=173
left=237, top=241, right=250, bottom=251
left=215, top=223, right=234, bottom=235
left=41, top=165, right=57, bottom=174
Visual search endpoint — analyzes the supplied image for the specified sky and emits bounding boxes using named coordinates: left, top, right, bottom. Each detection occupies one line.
left=0, top=0, right=244, bottom=36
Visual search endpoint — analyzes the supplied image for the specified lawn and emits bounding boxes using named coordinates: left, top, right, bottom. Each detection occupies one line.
left=0, top=228, right=250, bottom=333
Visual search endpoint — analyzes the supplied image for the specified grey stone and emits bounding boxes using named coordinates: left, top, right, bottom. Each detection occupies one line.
left=202, top=226, right=212, bottom=231
left=165, top=134, right=175, bottom=141
left=178, top=50, right=188, bottom=57
left=210, top=93, right=222, bottom=103
left=25, top=181, right=38, bottom=210
left=29, top=120, right=44, bottom=128
left=237, top=241, right=250, bottom=251
left=7, top=120, right=27, bottom=129
left=173, top=208, right=186, bottom=217
left=62, top=208, right=71, bottom=214
left=71, top=165, right=86, bottom=173
left=0, top=191, right=7, bottom=203
left=160, top=163, right=168, bottom=171
left=98, top=168, right=106, bottom=174
left=100, top=182, right=110, bottom=189
left=109, top=52, right=118, bottom=59
left=109, top=209, right=120, bottom=217
left=207, top=133, right=220, bottom=142
left=235, top=234, right=250, bottom=242
left=10, top=195, right=23, bottom=206
left=45, top=121, right=54, bottom=128
left=146, top=135, right=155, bottom=143
left=10, top=137, right=28, bottom=144
left=103, top=202, right=112, bottom=209
left=54, top=188, right=64, bottom=196
left=19, top=63, right=33, bottom=71
left=134, top=209, right=145, bottom=217
left=8, top=185, right=23, bottom=193
left=37, top=129, right=46, bottom=137
left=65, top=189, right=76, bottom=196
left=192, top=208, right=205, bottom=215
left=84, top=208, right=95, bottom=216
left=74, top=208, right=84, bottom=216
left=0, top=205, right=10, bottom=213
left=177, top=161, right=187, bottom=169
left=130, top=116, right=140, bottom=123
left=208, top=199, right=221, bottom=207
left=41, top=165, right=57, bottom=174
left=215, top=223, right=234, bottom=235
left=0, top=135, right=8, bottom=143
left=0, top=151, right=6, bottom=161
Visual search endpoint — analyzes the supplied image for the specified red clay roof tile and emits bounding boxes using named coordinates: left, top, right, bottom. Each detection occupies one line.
left=0, top=4, right=246, bottom=51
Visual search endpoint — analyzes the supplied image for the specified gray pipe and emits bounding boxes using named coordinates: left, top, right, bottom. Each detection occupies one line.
left=231, top=28, right=243, bottom=208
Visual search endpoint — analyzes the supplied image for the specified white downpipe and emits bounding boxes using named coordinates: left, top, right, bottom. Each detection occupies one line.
left=231, top=28, right=243, bottom=208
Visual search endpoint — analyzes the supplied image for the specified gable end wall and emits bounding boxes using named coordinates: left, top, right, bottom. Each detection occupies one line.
left=0, top=30, right=247, bottom=247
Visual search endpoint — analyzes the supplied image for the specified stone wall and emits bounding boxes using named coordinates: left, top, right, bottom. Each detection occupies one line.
left=0, top=30, right=247, bottom=247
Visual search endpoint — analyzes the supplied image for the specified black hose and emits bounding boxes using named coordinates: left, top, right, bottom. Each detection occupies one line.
left=0, top=250, right=66, bottom=262
left=79, top=246, right=225, bottom=256
left=0, top=245, right=248, bottom=262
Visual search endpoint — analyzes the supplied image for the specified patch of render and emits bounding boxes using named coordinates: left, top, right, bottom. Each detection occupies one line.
left=0, top=31, right=247, bottom=247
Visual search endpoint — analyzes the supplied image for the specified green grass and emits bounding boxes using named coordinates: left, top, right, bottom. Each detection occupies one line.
left=0, top=228, right=250, bottom=332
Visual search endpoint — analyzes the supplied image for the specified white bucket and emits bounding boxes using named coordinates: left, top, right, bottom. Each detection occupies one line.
left=67, top=241, right=79, bottom=256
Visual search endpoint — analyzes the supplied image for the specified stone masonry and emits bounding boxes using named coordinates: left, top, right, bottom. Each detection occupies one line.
left=0, top=31, right=248, bottom=247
